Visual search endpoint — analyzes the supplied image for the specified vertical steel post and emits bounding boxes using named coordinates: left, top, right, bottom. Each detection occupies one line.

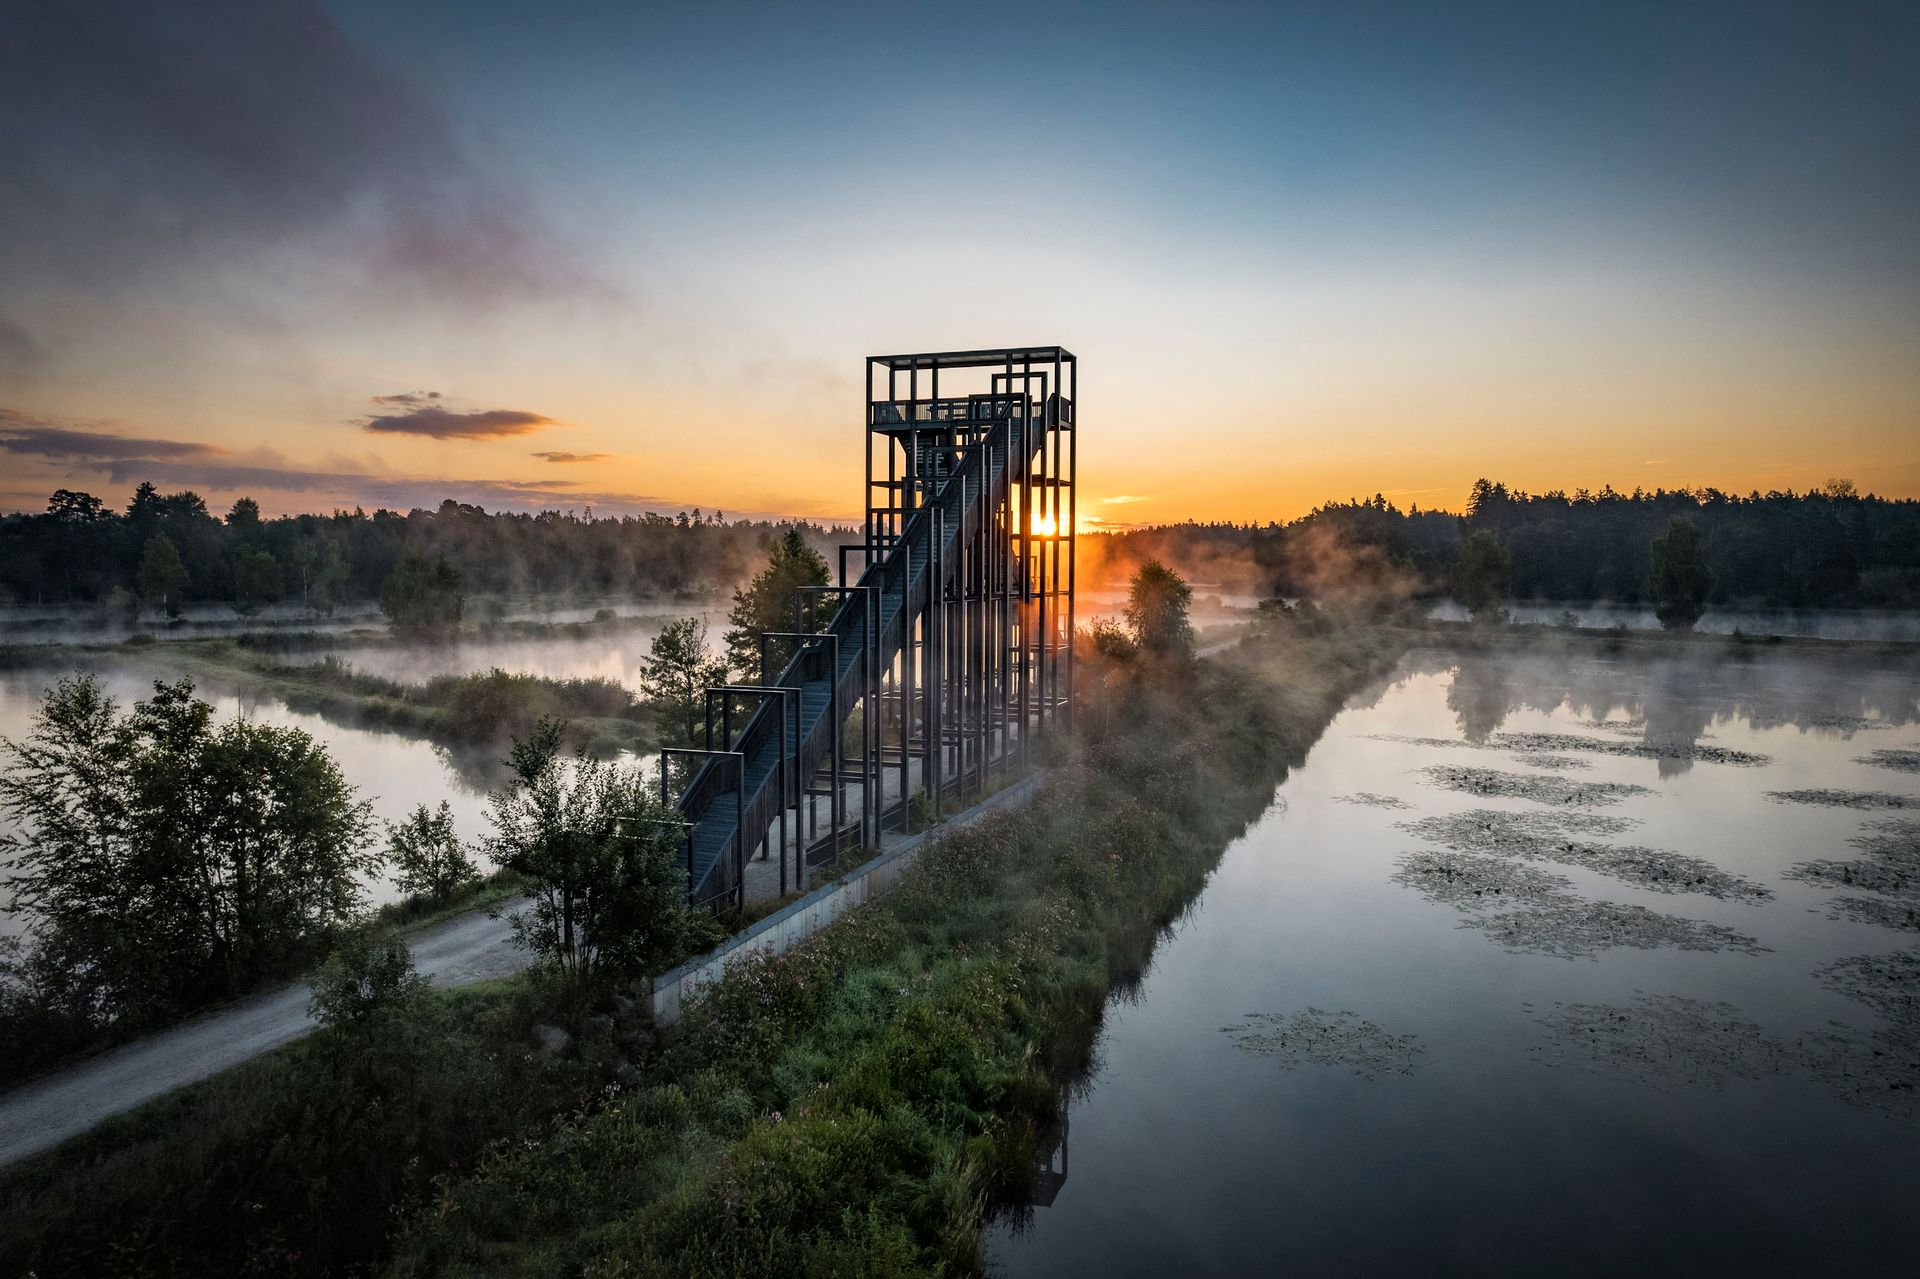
left=1066, top=355, right=1077, bottom=730
left=929, top=505, right=943, bottom=818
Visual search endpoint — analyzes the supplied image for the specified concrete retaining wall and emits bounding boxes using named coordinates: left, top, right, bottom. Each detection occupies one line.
left=650, top=771, right=1045, bottom=1025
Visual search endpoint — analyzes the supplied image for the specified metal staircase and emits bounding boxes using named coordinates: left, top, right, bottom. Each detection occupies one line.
left=672, top=348, right=1077, bottom=909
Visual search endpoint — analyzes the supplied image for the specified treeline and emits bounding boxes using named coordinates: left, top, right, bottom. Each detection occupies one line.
left=1083, top=480, right=1920, bottom=609
left=0, top=483, right=851, bottom=612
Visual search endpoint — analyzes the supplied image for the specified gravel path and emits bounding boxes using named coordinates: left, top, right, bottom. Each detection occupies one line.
left=0, top=902, right=530, bottom=1168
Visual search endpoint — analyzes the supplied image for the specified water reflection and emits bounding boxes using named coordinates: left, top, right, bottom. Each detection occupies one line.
left=988, top=644, right=1920, bottom=1276
left=1029, top=1117, right=1069, bottom=1208
left=1426, top=601, right=1920, bottom=642
left=1444, top=657, right=1510, bottom=744
left=1417, top=646, right=1920, bottom=778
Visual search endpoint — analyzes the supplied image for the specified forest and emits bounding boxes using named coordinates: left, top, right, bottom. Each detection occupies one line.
left=5, top=478, right=1919, bottom=617
left=1083, top=479, right=1920, bottom=610
left=0, top=483, right=851, bottom=612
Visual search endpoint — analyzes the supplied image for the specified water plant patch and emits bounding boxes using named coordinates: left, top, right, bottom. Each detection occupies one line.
left=1222, top=1009, right=1424, bottom=1080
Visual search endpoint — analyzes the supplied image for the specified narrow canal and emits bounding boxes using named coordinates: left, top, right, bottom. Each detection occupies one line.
left=989, top=645, right=1920, bottom=1276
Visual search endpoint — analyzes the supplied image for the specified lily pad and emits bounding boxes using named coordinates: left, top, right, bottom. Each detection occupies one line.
left=1767, top=789, right=1919, bottom=811
left=1857, top=749, right=1920, bottom=775
left=1222, top=1008, right=1423, bottom=1080
left=1401, top=809, right=1769, bottom=900
left=1332, top=792, right=1412, bottom=810
left=1419, top=765, right=1652, bottom=808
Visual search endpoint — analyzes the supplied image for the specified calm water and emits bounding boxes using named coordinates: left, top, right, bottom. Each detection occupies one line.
left=989, top=646, right=1920, bottom=1276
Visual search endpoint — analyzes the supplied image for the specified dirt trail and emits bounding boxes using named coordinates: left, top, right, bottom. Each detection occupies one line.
left=0, top=904, right=528, bottom=1168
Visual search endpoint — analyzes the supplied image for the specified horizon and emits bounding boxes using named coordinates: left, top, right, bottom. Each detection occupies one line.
left=3, top=2, right=1918, bottom=527
left=3, top=472, right=1913, bottom=538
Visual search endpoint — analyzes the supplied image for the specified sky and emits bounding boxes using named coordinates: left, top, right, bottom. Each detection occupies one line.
left=1, top=0, right=1916, bottom=530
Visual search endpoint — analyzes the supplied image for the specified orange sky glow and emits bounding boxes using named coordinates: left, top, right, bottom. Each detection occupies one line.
left=3, top=4, right=1916, bottom=529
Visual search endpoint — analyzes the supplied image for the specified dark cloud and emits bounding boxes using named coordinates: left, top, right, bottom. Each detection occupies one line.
left=0, top=1, right=579, bottom=305
left=360, top=406, right=554, bottom=440
left=0, top=413, right=226, bottom=463
left=371, top=391, right=443, bottom=407
left=532, top=451, right=614, bottom=464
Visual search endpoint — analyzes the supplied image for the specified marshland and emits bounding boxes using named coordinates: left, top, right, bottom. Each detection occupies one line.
left=5, top=3, right=1920, bottom=1274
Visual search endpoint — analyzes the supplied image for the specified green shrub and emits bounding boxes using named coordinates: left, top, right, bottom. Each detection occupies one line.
left=385, top=800, right=480, bottom=901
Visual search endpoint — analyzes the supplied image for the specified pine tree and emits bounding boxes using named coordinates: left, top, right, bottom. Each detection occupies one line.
left=640, top=617, right=727, bottom=746
left=723, top=530, right=832, bottom=681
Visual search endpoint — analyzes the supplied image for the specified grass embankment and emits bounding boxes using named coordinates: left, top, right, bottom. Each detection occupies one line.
left=384, top=621, right=1400, bottom=1274
left=0, top=616, right=1398, bottom=1276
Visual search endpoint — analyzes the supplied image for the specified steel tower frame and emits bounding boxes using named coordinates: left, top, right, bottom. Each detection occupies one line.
left=667, top=345, right=1077, bottom=909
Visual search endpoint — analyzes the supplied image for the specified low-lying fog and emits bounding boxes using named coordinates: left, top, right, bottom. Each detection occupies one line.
left=1425, top=599, right=1920, bottom=641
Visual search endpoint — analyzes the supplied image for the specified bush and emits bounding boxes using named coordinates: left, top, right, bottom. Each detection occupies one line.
left=1125, top=558, right=1194, bottom=659
left=489, top=720, right=718, bottom=996
left=309, top=931, right=429, bottom=1040
left=385, top=801, right=480, bottom=901
left=0, top=676, right=376, bottom=1041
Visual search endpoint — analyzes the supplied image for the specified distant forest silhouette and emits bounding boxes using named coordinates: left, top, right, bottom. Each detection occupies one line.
left=4, top=478, right=1917, bottom=614
left=1082, top=479, right=1920, bottom=610
left=0, top=483, right=849, bottom=611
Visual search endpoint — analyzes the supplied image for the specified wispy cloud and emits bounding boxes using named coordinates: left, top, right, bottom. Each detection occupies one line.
left=1101, top=494, right=1150, bottom=505
left=360, top=406, right=554, bottom=440
left=532, top=450, right=613, bottom=464
left=370, top=391, right=443, bottom=408
left=0, top=411, right=226, bottom=463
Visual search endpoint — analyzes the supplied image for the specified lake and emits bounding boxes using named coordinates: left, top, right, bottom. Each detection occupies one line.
left=988, top=644, right=1920, bottom=1276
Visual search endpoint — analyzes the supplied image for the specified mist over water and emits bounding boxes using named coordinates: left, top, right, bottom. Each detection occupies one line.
left=0, top=598, right=713, bottom=649
left=274, top=607, right=723, bottom=684
left=989, top=645, right=1920, bottom=1276
left=1425, top=600, right=1920, bottom=642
